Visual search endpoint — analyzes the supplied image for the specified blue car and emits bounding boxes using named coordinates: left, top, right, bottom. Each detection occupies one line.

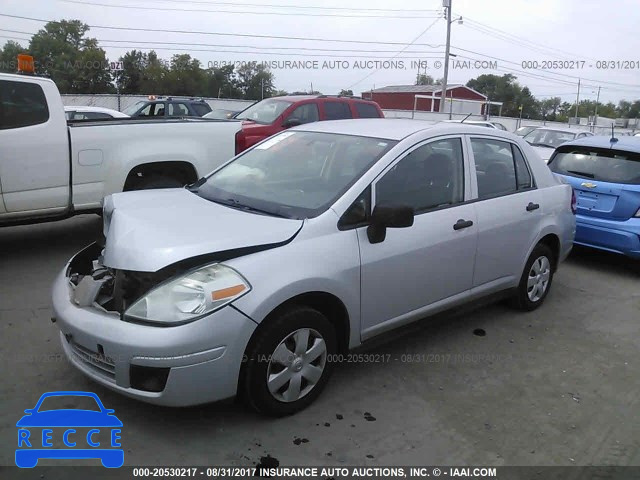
left=548, top=136, right=640, bottom=259
left=16, top=391, right=123, bottom=468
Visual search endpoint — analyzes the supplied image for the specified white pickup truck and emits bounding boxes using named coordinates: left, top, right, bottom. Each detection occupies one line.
left=0, top=73, right=242, bottom=226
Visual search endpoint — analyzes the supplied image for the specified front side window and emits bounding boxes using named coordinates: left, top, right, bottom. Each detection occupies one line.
left=286, top=103, right=319, bottom=124
left=472, top=138, right=518, bottom=198
left=549, top=146, right=640, bottom=185
left=324, top=101, right=352, bottom=120
left=196, top=131, right=396, bottom=218
left=375, top=137, right=465, bottom=213
left=0, top=80, right=49, bottom=130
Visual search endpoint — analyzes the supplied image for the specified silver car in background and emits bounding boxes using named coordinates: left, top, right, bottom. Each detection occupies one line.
left=52, top=119, right=576, bottom=416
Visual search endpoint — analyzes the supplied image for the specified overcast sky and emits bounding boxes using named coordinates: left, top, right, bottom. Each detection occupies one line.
left=1, top=0, right=639, bottom=103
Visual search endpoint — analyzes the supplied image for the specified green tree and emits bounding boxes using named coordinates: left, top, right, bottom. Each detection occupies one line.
left=416, top=74, right=442, bottom=86
left=115, top=50, right=147, bottom=94
left=236, top=62, right=275, bottom=100
left=339, top=89, right=354, bottom=96
left=29, top=20, right=113, bottom=93
left=164, top=54, right=207, bottom=96
left=0, top=40, right=28, bottom=73
left=204, top=64, right=241, bottom=98
left=139, top=51, right=168, bottom=95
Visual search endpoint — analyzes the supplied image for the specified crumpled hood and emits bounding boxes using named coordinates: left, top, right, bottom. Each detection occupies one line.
left=531, top=145, right=554, bottom=163
left=101, top=189, right=303, bottom=272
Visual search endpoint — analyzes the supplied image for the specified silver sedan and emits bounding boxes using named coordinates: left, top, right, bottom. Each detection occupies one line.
left=52, top=119, right=576, bottom=416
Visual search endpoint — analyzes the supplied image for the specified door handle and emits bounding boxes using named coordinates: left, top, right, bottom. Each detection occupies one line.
left=526, top=202, right=540, bottom=212
left=453, top=219, right=474, bottom=230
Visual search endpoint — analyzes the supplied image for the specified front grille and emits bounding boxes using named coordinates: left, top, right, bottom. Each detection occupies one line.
left=68, top=339, right=116, bottom=382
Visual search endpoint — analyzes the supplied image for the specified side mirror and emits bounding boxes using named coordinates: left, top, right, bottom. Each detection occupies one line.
left=282, top=118, right=302, bottom=128
left=367, top=204, right=414, bottom=244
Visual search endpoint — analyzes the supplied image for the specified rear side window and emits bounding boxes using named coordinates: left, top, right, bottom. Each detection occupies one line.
left=355, top=102, right=380, bottom=118
left=549, top=146, right=640, bottom=185
left=471, top=138, right=518, bottom=199
left=324, top=101, right=352, bottom=120
left=192, top=103, right=211, bottom=116
left=512, top=145, right=533, bottom=189
left=169, top=103, right=190, bottom=116
left=0, top=80, right=49, bottom=130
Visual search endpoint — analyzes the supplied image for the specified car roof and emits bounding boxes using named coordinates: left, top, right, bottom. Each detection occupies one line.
left=557, top=135, right=640, bottom=153
left=293, top=118, right=518, bottom=140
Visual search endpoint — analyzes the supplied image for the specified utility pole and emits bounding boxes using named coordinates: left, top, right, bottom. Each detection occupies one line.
left=574, top=78, right=581, bottom=122
left=439, top=0, right=452, bottom=112
left=261, top=78, right=264, bottom=100
left=594, top=85, right=601, bottom=125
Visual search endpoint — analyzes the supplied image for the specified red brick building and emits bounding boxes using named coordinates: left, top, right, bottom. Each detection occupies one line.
left=361, top=84, right=488, bottom=114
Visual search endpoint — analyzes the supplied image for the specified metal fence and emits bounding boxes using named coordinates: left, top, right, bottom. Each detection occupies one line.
left=61, top=94, right=636, bottom=135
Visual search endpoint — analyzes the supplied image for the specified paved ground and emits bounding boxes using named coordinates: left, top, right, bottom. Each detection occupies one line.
left=1, top=214, right=639, bottom=468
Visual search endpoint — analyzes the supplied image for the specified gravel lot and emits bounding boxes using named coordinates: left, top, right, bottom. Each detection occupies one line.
left=1, top=214, right=639, bottom=468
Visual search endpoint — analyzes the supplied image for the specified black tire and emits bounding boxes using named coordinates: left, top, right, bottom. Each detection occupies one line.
left=511, top=243, right=555, bottom=311
left=135, top=175, right=184, bottom=190
left=243, top=305, right=337, bottom=416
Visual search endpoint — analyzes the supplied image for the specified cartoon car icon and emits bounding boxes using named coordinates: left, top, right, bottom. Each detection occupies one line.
left=16, top=391, right=123, bottom=468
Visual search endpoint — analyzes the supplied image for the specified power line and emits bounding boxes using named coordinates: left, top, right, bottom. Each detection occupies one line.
left=0, top=28, right=445, bottom=53
left=456, top=14, right=597, bottom=62
left=116, top=0, right=443, bottom=13
left=60, top=0, right=442, bottom=19
left=0, top=13, right=449, bottom=46
left=347, top=17, right=442, bottom=89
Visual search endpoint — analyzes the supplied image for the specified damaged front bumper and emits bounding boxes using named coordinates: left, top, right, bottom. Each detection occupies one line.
left=52, top=244, right=257, bottom=406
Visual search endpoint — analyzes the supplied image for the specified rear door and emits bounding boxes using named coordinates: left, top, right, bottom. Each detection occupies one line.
left=469, top=136, right=543, bottom=287
left=549, top=145, right=640, bottom=220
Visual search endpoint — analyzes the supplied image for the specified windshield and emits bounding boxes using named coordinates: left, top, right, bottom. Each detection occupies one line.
left=123, top=101, right=146, bottom=116
left=549, top=146, right=640, bottom=184
left=195, top=131, right=396, bottom=219
left=37, top=395, right=101, bottom=412
left=523, top=129, right=576, bottom=148
left=235, top=98, right=292, bottom=124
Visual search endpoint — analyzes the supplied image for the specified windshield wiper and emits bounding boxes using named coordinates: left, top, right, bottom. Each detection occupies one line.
left=216, top=198, right=290, bottom=218
left=566, top=170, right=595, bottom=178
left=529, top=142, right=554, bottom=148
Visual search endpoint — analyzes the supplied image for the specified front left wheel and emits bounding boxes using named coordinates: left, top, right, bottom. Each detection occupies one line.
left=242, top=306, right=337, bottom=416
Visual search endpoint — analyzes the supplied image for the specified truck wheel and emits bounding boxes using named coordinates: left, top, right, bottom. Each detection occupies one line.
left=135, top=176, right=184, bottom=190
left=511, top=243, right=555, bottom=311
left=243, top=306, right=337, bottom=416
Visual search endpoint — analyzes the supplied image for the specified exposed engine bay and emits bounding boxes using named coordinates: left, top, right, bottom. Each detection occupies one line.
left=67, top=243, right=189, bottom=316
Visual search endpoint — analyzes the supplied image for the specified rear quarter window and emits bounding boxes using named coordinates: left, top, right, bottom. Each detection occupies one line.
left=549, top=146, right=640, bottom=185
left=0, top=80, right=50, bottom=130
left=354, top=102, right=381, bottom=118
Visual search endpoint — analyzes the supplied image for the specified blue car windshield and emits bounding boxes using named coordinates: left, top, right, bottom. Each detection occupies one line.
left=550, top=146, right=640, bottom=185
left=37, top=395, right=101, bottom=412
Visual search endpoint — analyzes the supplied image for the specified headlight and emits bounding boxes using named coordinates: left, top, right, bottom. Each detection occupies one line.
left=124, top=264, right=250, bottom=325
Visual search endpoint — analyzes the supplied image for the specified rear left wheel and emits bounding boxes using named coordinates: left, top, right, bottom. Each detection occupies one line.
left=512, top=243, right=554, bottom=311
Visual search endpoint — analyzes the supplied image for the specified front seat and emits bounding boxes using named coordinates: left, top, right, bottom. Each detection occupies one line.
left=422, top=153, right=454, bottom=208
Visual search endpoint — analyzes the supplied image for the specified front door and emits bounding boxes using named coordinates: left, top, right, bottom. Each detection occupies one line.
left=357, top=136, right=478, bottom=339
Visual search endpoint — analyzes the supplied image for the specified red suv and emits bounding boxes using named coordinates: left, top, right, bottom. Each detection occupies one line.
left=233, top=95, right=384, bottom=153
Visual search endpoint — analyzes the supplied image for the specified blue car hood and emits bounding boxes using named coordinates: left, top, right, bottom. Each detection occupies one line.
left=16, top=410, right=123, bottom=427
